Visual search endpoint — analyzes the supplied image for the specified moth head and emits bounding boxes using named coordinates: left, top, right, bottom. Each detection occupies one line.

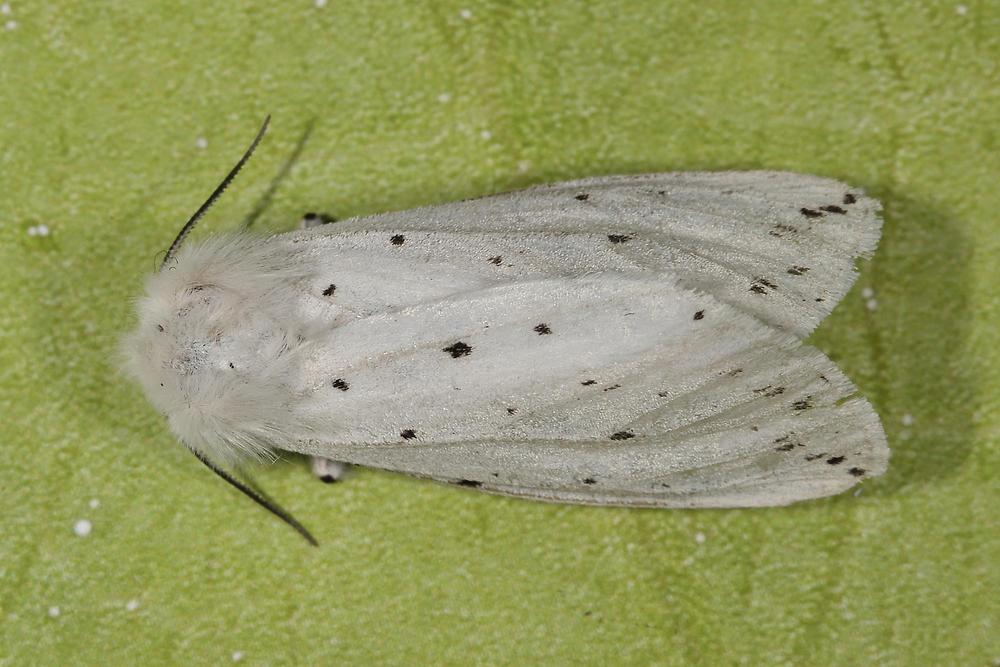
left=120, top=116, right=318, bottom=545
left=122, top=115, right=282, bottom=464
left=123, top=248, right=288, bottom=462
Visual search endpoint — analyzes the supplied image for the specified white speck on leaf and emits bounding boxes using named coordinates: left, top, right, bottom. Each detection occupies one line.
left=437, top=92, right=451, bottom=103
left=865, top=298, right=878, bottom=311
left=48, top=606, right=60, bottom=618
left=861, top=287, right=874, bottom=299
left=73, top=519, right=92, bottom=537
left=901, top=413, right=914, bottom=426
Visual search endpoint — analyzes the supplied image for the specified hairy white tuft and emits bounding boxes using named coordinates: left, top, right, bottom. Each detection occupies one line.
left=121, top=234, right=323, bottom=463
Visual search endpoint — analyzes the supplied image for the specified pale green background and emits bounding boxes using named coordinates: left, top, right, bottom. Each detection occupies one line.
left=1, top=1, right=997, bottom=665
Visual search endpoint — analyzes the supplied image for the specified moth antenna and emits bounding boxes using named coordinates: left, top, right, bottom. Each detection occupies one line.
left=161, top=115, right=271, bottom=270
left=190, top=447, right=318, bottom=547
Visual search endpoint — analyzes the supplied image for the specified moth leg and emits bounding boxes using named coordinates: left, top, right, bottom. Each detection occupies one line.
left=311, top=457, right=350, bottom=484
left=299, top=212, right=337, bottom=229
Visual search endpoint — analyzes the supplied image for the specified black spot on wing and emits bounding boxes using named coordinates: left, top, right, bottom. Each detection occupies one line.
left=753, top=385, right=785, bottom=398
left=443, top=342, right=473, bottom=358
left=786, top=266, right=809, bottom=276
left=575, top=193, right=590, bottom=201
left=800, top=207, right=823, bottom=218
left=400, top=429, right=417, bottom=440
left=792, top=396, right=813, bottom=411
left=582, top=477, right=597, bottom=485
left=506, top=407, right=517, bottom=415
left=390, top=234, right=405, bottom=245
left=456, top=479, right=482, bottom=488
left=693, top=310, right=705, bottom=320
left=322, top=284, right=337, bottom=296
left=607, top=234, right=632, bottom=244
left=750, top=277, right=777, bottom=295
left=848, top=467, right=866, bottom=477
left=581, top=380, right=597, bottom=386
left=332, top=378, right=350, bottom=391
left=156, top=324, right=164, bottom=332
left=488, top=255, right=503, bottom=265
left=826, top=456, right=846, bottom=465
left=603, top=384, right=621, bottom=392
left=819, top=205, right=847, bottom=214
left=770, top=223, right=798, bottom=237
left=773, top=435, right=804, bottom=452
left=610, top=430, right=635, bottom=440
left=533, top=323, right=552, bottom=335
left=843, top=193, right=857, bottom=205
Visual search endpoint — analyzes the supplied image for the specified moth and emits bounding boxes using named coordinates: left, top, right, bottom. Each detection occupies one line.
left=122, top=118, right=889, bottom=544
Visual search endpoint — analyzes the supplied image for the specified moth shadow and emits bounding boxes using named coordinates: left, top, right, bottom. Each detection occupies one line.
left=241, top=118, right=316, bottom=231
left=817, top=187, right=975, bottom=497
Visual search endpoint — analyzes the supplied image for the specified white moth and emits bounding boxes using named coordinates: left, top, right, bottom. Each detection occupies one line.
left=122, top=119, right=889, bottom=543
